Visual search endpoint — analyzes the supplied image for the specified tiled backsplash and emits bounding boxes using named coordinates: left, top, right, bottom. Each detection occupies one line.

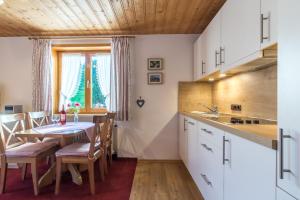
left=179, top=65, right=277, bottom=120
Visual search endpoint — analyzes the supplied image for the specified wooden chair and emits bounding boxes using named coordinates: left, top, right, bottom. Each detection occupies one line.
left=55, top=116, right=110, bottom=195
left=27, top=111, right=59, bottom=143
left=25, top=111, right=59, bottom=177
left=28, top=111, right=50, bottom=129
left=106, top=112, right=116, bottom=167
left=0, top=113, right=58, bottom=196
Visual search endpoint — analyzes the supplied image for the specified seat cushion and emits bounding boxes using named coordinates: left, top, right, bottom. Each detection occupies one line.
left=5, top=142, right=58, bottom=158
left=42, top=137, right=60, bottom=145
left=55, top=143, right=100, bottom=157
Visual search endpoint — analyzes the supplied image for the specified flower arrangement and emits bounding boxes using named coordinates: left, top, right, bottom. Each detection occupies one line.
left=66, top=102, right=81, bottom=114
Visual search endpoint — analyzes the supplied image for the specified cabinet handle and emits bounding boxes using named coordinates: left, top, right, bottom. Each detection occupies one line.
left=215, top=50, right=220, bottom=68
left=201, top=60, right=205, bottom=75
left=260, top=13, right=270, bottom=43
left=201, top=143, right=213, bottom=152
left=200, top=174, right=212, bottom=186
left=280, top=128, right=292, bottom=179
left=201, top=128, right=213, bottom=135
left=223, top=136, right=230, bottom=165
left=220, top=47, right=225, bottom=65
left=184, top=119, right=187, bottom=131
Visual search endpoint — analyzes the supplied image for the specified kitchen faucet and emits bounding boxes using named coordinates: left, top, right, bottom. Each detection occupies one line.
left=198, top=103, right=218, bottom=114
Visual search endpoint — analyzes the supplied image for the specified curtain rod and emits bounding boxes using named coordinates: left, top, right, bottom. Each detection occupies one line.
left=28, top=35, right=136, bottom=40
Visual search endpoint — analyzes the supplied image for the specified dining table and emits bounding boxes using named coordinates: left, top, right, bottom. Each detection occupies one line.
left=15, top=122, right=95, bottom=188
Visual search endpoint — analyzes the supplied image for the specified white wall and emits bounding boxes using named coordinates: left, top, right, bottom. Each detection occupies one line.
left=0, top=35, right=196, bottom=159
left=118, top=35, right=195, bottom=159
left=0, top=37, right=33, bottom=112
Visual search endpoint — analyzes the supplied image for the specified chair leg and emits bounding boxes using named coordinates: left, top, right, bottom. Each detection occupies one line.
left=21, top=163, right=27, bottom=181
left=55, top=157, right=62, bottom=195
left=103, top=149, right=108, bottom=175
left=31, top=159, right=39, bottom=196
left=0, top=156, right=7, bottom=194
left=99, top=156, right=105, bottom=181
left=88, top=161, right=95, bottom=195
left=108, top=145, right=113, bottom=166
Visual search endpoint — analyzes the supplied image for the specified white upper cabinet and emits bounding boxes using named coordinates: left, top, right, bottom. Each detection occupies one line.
left=260, top=0, right=278, bottom=49
left=223, top=132, right=276, bottom=200
left=193, top=36, right=204, bottom=81
left=193, top=0, right=278, bottom=78
left=277, top=0, right=300, bottom=198
left=202, top=11, right=221, bottom=75
left=220, top=0, right=261, bottom=72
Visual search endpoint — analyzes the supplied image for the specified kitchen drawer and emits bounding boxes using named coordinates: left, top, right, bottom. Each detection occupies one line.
left=198, top=121, right=224, bottom=148
left=196, top=134, right=223, bottom=200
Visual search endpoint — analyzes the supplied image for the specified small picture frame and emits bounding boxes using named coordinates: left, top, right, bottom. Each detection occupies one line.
left=148, top=58, right=163, bottom=70
left=148, top=72, right=163, bottom=85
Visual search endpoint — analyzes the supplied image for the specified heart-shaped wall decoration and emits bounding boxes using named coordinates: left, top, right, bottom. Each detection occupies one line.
left=136, top=96, right=145, bottom=108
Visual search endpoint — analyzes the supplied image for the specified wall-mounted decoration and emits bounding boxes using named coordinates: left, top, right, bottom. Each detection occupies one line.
left=136, top=96, right=145, bottom=108
left=148, top=58, right=163, bottom=70
left=148, top=72, right=163, bottom=85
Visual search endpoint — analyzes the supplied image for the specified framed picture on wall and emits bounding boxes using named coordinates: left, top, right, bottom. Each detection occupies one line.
left=148, top=58, right=163, bottom=70
left=148, top=72, right=163, bottom=85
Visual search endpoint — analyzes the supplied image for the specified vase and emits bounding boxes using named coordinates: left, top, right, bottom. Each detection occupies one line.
left=74, top=112, right=79, bottom=123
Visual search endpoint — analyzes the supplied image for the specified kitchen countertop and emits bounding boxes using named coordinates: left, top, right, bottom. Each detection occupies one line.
left=180, top=112, right=278, bottom=150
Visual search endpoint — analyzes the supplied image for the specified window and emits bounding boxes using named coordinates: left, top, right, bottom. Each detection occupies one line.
left=52, top=44, right=111, bottom=113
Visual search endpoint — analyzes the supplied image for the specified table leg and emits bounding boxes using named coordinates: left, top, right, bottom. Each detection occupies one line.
left=67, top=164, right=83, bottom=185
left=38, top=162, right=56, bottom=188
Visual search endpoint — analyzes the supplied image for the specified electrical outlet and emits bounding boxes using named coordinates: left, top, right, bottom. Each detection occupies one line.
left=231, top=104, right=242, bottom=111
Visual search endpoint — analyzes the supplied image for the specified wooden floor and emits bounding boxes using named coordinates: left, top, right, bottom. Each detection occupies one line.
left=129, top=160, right=204, bottom=200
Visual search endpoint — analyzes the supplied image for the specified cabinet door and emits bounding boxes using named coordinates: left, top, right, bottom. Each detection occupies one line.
left=261, top=0, right=278, bottom=49
left=197, top=135, right=223, bottom=200
left=223, top=132, right=276, bottom=200
left=202, top=11, right=221, bottom=75
left=187, top=118, right=197, bottom=178
left=221, top=0, right=260, bottom=71
left=277, top=129, right=300, bottom=199
left=179, top=114, right=186, bottom=162
left=277, top=0, right=300, bottom=198
left=193, top=36, right=203, bottom=81
left=277, top=187, right=297, bottom=200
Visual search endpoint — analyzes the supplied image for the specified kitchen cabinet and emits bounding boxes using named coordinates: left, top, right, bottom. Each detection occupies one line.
left=261, top=0, right=278, bottom=49
left=277, top=0, right=300, bottom=199
left=202, top=11, right=221, bottom=75
left=220, top=0, right=261, bottom=72
left=187, top=118, right=197, bottom=179
left=193, top=36, right=204, bottom=81
left=179, top=115, right=277, bottom=200
left=277, top=187, right=297, bottom=200
left=196, top=121, right=223, bottom=200
left=179, top=114, right=188, bottom=166
left=223, top=132, right=276, bottom=200
left=192, top=0, right=278, bottom=78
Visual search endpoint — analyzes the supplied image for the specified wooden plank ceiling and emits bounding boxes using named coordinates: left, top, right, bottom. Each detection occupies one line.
left=0, top=0, right=225, bottom=37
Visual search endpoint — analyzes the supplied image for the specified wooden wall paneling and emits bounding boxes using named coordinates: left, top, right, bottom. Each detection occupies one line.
left=0, top=0, right=225, bottom=36
left=154, top=0, right=168, bottom=33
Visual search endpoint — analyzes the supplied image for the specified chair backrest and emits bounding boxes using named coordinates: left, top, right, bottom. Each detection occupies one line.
left=90, top=115, right=110, bottom=158
left=0, top=113, right=26, bottom=154
left=106, top=112, right=116, bottom=140
left=28, top=111, right=50, bottom=129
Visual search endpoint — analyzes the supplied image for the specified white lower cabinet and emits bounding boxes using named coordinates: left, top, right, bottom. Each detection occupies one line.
left=179, top=114, right=277, bottom=200
left=196, top=132, right=223, bottom=200
left=223, top=132, right=276, bottom=200
left=179, top=114, right=187, bottom=165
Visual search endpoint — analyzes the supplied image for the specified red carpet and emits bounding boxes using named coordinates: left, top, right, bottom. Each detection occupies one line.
left=0, top=158, right=137, bottom=200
